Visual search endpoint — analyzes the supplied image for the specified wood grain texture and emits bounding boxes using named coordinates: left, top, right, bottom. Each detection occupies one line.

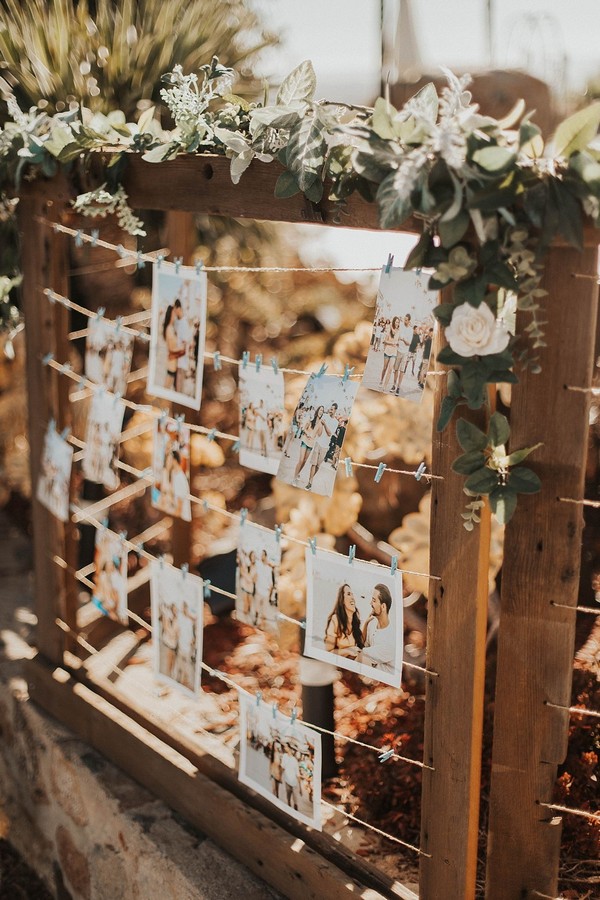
left=485, top=246, right=599, bottom=900
left=419, top=327, right=491, bottom=900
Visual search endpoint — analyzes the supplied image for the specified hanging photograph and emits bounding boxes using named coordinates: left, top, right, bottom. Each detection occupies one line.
left=362, top=267, right=436, bottom=404
left=239, top=694, right=322, bottom=830
left=92, top=529, right=128, bottom=625
left=82, top=389, right=125, bottom=491
left=239, top=364, right=286, bottom=476
left=150, top=560, right=204, bottom=698
left=36, top=423, right=74, bottom=522
left=85, top=316, right=134, bottom=397
left=151, top=417, right=192, bottom=522
left=235, top=522, right=281, bottom=633
left=276, top=373, right=358, bottom=497
left=304, top=547, right=404, bottom=688
left=147, top=262, right=207, bottom=410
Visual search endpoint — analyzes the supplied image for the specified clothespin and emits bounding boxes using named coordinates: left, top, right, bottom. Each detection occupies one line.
left=213, top=351, right=221, bottom=371
left=136, top=251, right=145, bottom=270
left=174, top=256, right=183, bottom=274
left=206, top=428, right=217, bottom=442
left=156, top=254, right=164, bottom=269
left=275, top=524, right=283, bottom=543
left=272, top=702, right=278, bottom=720
left=92, top=597, right=109, bottom=616
left=159, top=554, right=165, bottom=569
left=195, top=259, right=204, bottom=275
left=290, top=705, right=297, bottom=725
left=52, top=222, right=60, bottom=233
left=77, top=377, right=86, bottom=391
left=115, top=316, right=122, bottom=333
left=136, top=541, right=144, bottom=555
left=240, top=507, right=248, bottom=526
left=42, top=352, right=54, bottom=366
left=255, top=354, right=262, bottom=373
left=112, top=391, right=121, bottom=406
left=315, top=362, right=327, bottom=378
left=385, top=253, right=394, bottom=274
left=308, top=537, right=317, bottom=556
left=116, top=244, right=126, bottom=258
left=232, top=439, right=240, bottom=453
left=342, top=363, right=354, bottom=383
left=348, top=544, right=356, bottom=565
left=390, top=555, right=398, bottom=577
left=174, top=412, right=184, bottom=433
left=255, top=690, right=262, bottom=707
left=414, top=462, right=427, bottom=482
left=202, top=498, right=209, bottom=513
left=203, top=578, right=212, bottom=599
left=60, top=426, right=70, bottom=441
left=374, top=462, right=387, bottom=483
left=181, top=563, right=189, bottom=579
left=74, top=230, right=83, bottom=248
left=96, top=306, right=106, bottom=320
left=378, top=749, right=394, bottom=763
left=46, top=289, right=56, bottom=304
left=271, top=357, right=279, bottom=375
left=241, top=351, right=249, bottom=369
left=90, top=229, right=99, bottom=247
left=416, top=267, right=422, bottom=277
left=344, top=457, right=353, bottom=477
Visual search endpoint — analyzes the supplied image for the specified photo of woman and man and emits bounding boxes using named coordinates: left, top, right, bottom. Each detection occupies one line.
left=147, top=263, right=207, bottom=411
left=92, top=529, right=128, bottom=625
left=239, top=695, right=322, bottom=830
left=151, top=418, right=192, bottom=522
left=305, top=548, right=404, bottom=688
left=362, top=267, right=436, bottom=405
left=82, top=390, right=125, bottom=491
left=239, top=365, right=286, bottom=476
left=150, top=560, right=203, bottom=698
left=85, top=317, right=134, bottom=397
left=276, top=373, right=358, bottom=497
left=36, top=422, right=74, bottom=523
left=236, top=522, right=281, bottom=633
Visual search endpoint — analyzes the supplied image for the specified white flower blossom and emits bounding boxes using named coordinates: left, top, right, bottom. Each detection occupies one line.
left=445, top=301, right=511, bottom=357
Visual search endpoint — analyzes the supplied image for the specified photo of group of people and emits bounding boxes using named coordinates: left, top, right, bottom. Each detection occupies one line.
left=239, top=695, right=322, bottom=830
left=151, top=418, right=192, bottom=522
left=85, top=317, right=134, bottom=397
left=147, top=263, right=207, bottom=411
left=92, top=529, right=128, bottom=624
left=36, top=422, right=74, bottom=522
left=305, top=548, right=404, bottom=688
left=276, top=373, right=358, bottom=497
left=239, top=366, right=286, bottom=476
left=150, top=561, right=203, bottom=697
left=82, top=390, right=125, bottom=491
left=362, top=267, right=436, bottom=404
left=235, top=522, right=281, bottom=633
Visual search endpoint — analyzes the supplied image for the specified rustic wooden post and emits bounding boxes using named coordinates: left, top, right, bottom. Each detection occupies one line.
left=485, top=243, right=599, bottom=898
left=419, top=327, right=491, bottom=899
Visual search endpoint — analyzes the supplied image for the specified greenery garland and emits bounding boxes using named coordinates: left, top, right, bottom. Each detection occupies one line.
left=3, top=57, right=600, bottom=525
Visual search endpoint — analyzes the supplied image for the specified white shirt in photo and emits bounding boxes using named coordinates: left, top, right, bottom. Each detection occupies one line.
left=282, top=752, right=300, bottom=786
left=255, top=560, right=273, bottom=596
left=364, top=617, right=378, bottom=647
left=365, top=623, right=395, bottom=673
left=172, top=468, right=191, bottom=519
left=176, top=317, right=193, bottom=370
left=178, top=613, right=195, bottom=656
left=314, top=413, right=337, bottom=449
left=399, top=323, right=413, bottom=349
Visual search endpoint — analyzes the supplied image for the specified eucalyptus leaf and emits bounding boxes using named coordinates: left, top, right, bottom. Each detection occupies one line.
left=459, top=364, right=487, bottom=409
left=505, top=442, right=543, bottom=466
left=276, top=60, right=317, bottom=105
left=376, top=170, right=413, bottom=229
left=405, top=231, right=432, bottom=270
left=436, top=395, right=457, bottom=432
left=453, top=273, right=487, bottom=307
left=456, top=418, right=488, bottom=452
left=489, top=486, right=518, bottom=523
left=372, top=97, right=397, bottom=140
left=464, top=467, right=500, bottom=495
left=472, top=145, right=517, bottom=172
left=551, top=101, right=600, bottom=157
left=432, top=302, right=454, bottom=326
left=488, top=412, right=510, bottom=447
left=452, top=450, right=487, bottom=475
left=447, top=369, right=462, bottom=399
left=274, top=170, right=300, bottom=198
left=439, top=209, right=470, bottom=248
left=507, top=466, right=542, bottom=493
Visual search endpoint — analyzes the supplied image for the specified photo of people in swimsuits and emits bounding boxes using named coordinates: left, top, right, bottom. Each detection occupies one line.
left=239, top=365, right=286, bottom=476
left=92, top=528, right=128, bottom=625
left=82, top=389, right=125, bottom=491
left=362, top=266, right=436, bottom=404
left=151, top=417, right=192, bottom=522
left=235, top=521, right=281, bottom=633
left=147, top=262, right=207, bottom=411
left=304, top=547, right=404, bottom=688
left=85, top=316, right=134, bottom=397
left=36, top=422, right=74, bottom=523
left=150, top=560, right=203, bottom=698
left=239, top=694, right=322, bottom=830
left=276, top=373, right=358, bottom=497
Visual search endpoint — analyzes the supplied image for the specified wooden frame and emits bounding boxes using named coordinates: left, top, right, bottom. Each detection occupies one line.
left=18, top=154, right=598, bottom=900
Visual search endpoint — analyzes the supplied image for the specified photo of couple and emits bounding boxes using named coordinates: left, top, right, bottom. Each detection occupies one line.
left=85, top=316, right=134, bottom=397
left=147, top=263, right=207, bottom=411
left=150, top=561, right=203, bottom=698
left=82, top=389, right=125, bottom=491
left=362, top=267, right=436, bottom=405
left=305, top=548, right=404, bottom=688
left=276, top=373, right=358, bottom=497
left=36, top=422, right=74, bottom=523
left=239, top=695, right=321, bottom=830
left=92, top=529, right=128, bottom=625
left=151, top=418, right=192, bottom=522
left=239, top=365, right=286, bottom=476
left=236, top=522, right=281, bottom=633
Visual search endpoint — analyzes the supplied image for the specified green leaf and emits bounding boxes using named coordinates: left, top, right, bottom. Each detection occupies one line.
left=436, top=395, right=457, bottom=432
left=551, top=101, right=600, bottom=157
left=459, top=364, right=488, bottom=409
left=549, top=179, right=584, bottom=250
left=505, top=442, right=542, bottom=466
left=251, top=105, right=304, bottom=131
left=274, top=170, right=301, bottom=198
left=507, top=466, right=542, bottom=494
left=376, top=170, right=413, bottom=229
left=437, top=346, right=469, bottom=366
left=569, top=151, right=600, bottom=190
left=287, top=114, right=327, bottom=191
left=433, top=302, right=454, bottom=327
left=407, top=81, right=439, bottom=124
left=464, top=467, right=500, bottom=494
left=456, top=418, right=488, bottom=452
left=454, top=274, right=488, bottom=307
left=372, top=97, right=397, bottom=140
left=489, top=486, right=518, bottom=523
left=276, top=60, right=317, bottom=105
left=452, top=450, right=487, bottom=475
left=488, top=412, right=510, bottom=447
left=439, top=209, right=470, bottom=248
left=405, top=231, right=432, bottom=270
left=447, top=370, right=461, bottom=399
left=472, top=145, right=517, bottom=173
left=303, top=178, right=324, bottom=203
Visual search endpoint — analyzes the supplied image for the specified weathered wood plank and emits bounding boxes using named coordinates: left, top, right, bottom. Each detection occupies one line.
left=485, top=245, right=599, bottom=899
left=419, top=326, right=491, bottom=899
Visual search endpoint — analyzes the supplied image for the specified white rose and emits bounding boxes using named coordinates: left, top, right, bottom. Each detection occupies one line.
left=445, top=302, right=510, bottom=357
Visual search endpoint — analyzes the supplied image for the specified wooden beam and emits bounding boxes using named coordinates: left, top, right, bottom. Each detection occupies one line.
left=485, top=245, right=599, bottom=899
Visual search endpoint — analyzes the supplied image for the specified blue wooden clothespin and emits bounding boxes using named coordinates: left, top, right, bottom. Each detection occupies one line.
left=255, top=354, right=262, bottom=373
left=379, top=749, right=394, bottom=763
left=181, top=563, right=189, bottom=579
left=275, top=524, right=283, bottom=543
left=241, top=351, right=250, bottom=369
left=174, top=256, right=183, bottom=274
left=342, top=363, right=354, bottom=383
left=116, top=244, right=126, bottom=258
left=203, top=578, right=212, bottom=599
left=348, top=544, right=356, bottom=565
left=271, top=357, right=279, bottom=375
left=256, top=690, right=262, bottom=707
left=385, top=253, right=394, bottom=274
left=315, top=362, right=327, bottom=378
left=308, top=537, right=317, bottom=555
left=156, top=253, right=164, bottom=269
left=290, top=706, right=297, bottom=725
left=159, top=554, right=165, bottom=569
left=213, top=351, right=221, bottom=371
left=206, top=428, right=217, bottom=442
left=415, top=462, right=427, bottom=482
left=74, top=230, right=83, bottom=248
left=374, top=462, right=387, bottom=483
left=344, top=457, right=353, bottom=477
left=115, top=316, right=122, bottom=333
left=96, top=306, right=106, bottom=320
left=90, top=229, right=99, bottom=247
left=416, top=267, right=423, bottom=277
left=232, top=439, right=240, bottom=453
left=195, top=259, right=204, bottom=275
left=390, top=555, right=398, bottom=577
left=92, top=597, right=109, bottom=616
left=175, top=413, right=184, bottom=433
left=240, top=507, right=248, bottom=526
left=272, top=702, right=278, bottom=720
left=202, top=498, right=209, bottom=513
left=42, top=352, right=54, bottom=366
left=60, top=426, right=70, bottom=440
left=136, top=251, right=145, bottom=269
left=46, top=289, right=56, bottom=304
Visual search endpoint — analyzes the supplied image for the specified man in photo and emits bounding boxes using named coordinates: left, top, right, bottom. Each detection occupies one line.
left=174, top=299, right=192, bottom=394
left=174, top=600, right=197, bottom=690
left=281, top=745, right=300, bottom=811
left=304, top=402, right=339, bottom=491
left=391, top=314, right=414, bottom=395
left=170, top=450, right=191, bottom=520
left=359, top=583, right=395, bottom=674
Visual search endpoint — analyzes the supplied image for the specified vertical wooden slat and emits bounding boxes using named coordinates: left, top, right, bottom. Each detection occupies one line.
left=485, top=244, right=599, bottom=899
left=419, top=329, right=491, bottom=899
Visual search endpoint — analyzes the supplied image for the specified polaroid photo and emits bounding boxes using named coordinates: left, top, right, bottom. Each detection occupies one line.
left=147, top=262, right=207, bottom=410
left=304, top=547, right=404, bottom=688
left=362, top=267, right=436, bottom=404
left=239, top=694, right=322, bottom=830
left=276, top=373, right=358, bottom=497
left=82, top=390, right=125, bottom=491
left=151, top=417, right=192, bottom=522
left=235, top=522, right=281, bottom=633
left=92, top=529, right=128, bottom=625
left=36, top=423, right=74, bottom=522
left=85, top=317, right=134, bottom=397
left=239, top=365, right=286, bottom=476
left=150, top=560, right=204, bottom=698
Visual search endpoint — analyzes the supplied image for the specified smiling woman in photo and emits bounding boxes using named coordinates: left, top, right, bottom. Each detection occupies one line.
left=324, top=582, right=364, bottom=657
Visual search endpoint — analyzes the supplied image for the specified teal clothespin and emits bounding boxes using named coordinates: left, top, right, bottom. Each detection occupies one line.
left=74, top=230, right=83, bottom=248
left=344, top=457, right=353, bottom=477
left=175, top=413, right=184, bottom=433
left=379, top=749, right=394, bottom=763
left=174, top=256, right=183, bottom=274
left=315, top=363, right=327, bottom=378
left=116, top=244, right=126, bottom=258
left=136, top=251, right=145, bottom=269
left=232, top=439, right=241, bottom=453
left=272, top=702, right=278, bottom=720
left=390, top=555, right=398, bottom=576
left=275, top=524, right=283, bottom=543
left=60, top=426, right=70, bottom=440
left=202, top=498, right=209, bottom=513
left=115, top=315, right=122, bottom=333
left=271, top=357, right=279, bottom=375
left=42, top=352, right=54, bottom=366
left=256, top=691, right=262, bottom=707
left=415, top=462, right=427, bottom=481
left=203, top=578, right=212, bottom=599
left=348, top=544, right=356, bottom=565
left=156, top=253, right=164, bottom=269
left=385, top=253, right=394, bottom=274
left=374, top=462, right=387, bottom=483
left=90, top=229, right=99, bottom=247
left=206, top=428, right=217, bottom=442
left=241, top=351, right=250, bottom=369
left=240, top=507, right=248, bottom=526
left=342, top=363, right=354, bottom=383
left=213, top=351, right=221, bottom=371
left=255, top=354, right=262, bottom=373
left=195, top=259, right=204, bottom=275
left=181, top=562, right=189, bottom=579
left=290, top=706, right=297, bottom=725
left=308, top=537, right=317, bottom=555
